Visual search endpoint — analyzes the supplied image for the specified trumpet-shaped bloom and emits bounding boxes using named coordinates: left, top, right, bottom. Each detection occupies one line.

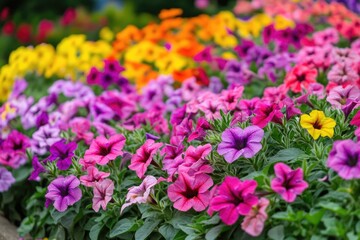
left=168, top=172, right=213, bottom=212
left=84, top=134, right=126, bottom=166
left=271, top=163, right=308, bottom=202
left=121, top=175, right=157, bottom=213
left=209, top=177, right=258, bottom=225
left=80, top=166, right=110, bottom=187
left=92, top=179, right=114, bottom=212
left=252, top=102, right=283, bottom=128
left=284, top=64, right=317, bottom=93
left=241, top=197, right=269, bottom=237
left=29, top=156, right=46, bottom=181
left=45, top=175, right=82, bottom=212
left=128, top=140, right=162, bottom=178
left=48, top=139, right=77, bottom=170
left=300, top=110, right=336, bottom=140
left=217, top=126, right=264, bottom=163
left=327, top=140, right=360, bottom=180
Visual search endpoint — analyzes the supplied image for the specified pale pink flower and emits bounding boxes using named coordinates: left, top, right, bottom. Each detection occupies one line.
left=327, top=85, right=360, bottom=108
left=121, top=176, right=157, bottom=213
left=92, top=179, right=114, bottom=212
left=241, top=198, right=270, bottom=237
left=80, top=166, right=110, bottom=187
left=327, top=62, right=359, bottom=84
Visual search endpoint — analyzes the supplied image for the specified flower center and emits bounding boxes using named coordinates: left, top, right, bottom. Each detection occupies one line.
left=100, top=146, right=111, bottom=156
left=347, top=154, right=358, bottom=167
left=234, top=137, right=247, bottom=150
left=182, top=187, right=199, bottom=199
left=297, top=74, right=306, bottom=82
left=313, top=120, right=322, bottom=130
left=59, top=185, right=69, bottom=197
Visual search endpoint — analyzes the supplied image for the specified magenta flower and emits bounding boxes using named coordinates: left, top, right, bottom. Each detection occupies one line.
left=2, top=130, right=30, bottom=153
left=84, top=134, right=126, bottom=166
left=69, top=117, right=94, bottom=145
left=252, top=102, right=284, bottom=128
left=217, top=126, right=264, bottom=163
left=29, top=156, right=46, bottom=181
left=327, top=140, right=360, bottom=180
left=92, top=179, right=114, bottom=212
left=80, top=166, right=110, bottom=187
left=168, top=172, right=213, bottom=212
left=128, top=140, right=162, bottom=178
left=209, top=177, right=258, bottom=225
left=350, top=110, right=360, bottom=127
left=121, top=175, right=157, bottom=213
left=271, top=163, right=308, bottom=202
left=188, top=117, right=211, bottom=142
left=0, top=167, right=15, bottom=192
left=45, top=175, right=82, bottom=212
left=241, top=197, right=269, bottom=237
left=48, top=139, right=77, bottom=170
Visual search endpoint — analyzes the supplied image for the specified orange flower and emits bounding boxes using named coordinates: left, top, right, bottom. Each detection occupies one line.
left=173, top=69, right=194, bottom=83
left=158, top=8, right=183, bottom=20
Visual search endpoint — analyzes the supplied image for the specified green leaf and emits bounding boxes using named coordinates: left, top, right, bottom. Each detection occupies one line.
left=50, top=208, right=68, bottom=223
left=89, top=223, right=103, bottom=240
left=272, top=212, right=292, bottom=221
left=268, top=225, right=284, bottom=240
left=268, top=148, right=305, bottom=163
left=12, top=166, right=32, bottom=182
left=205, top=225, right=224, bottom=240
left=318, top=202, right=347, bottom=216
left=18, top=216, right=35, bottom=236
left=109, top=218, right=136, bottom=238
left=60, top=211, right=76, bottom=229
left=159, top=224, right=179, bottom=240
left=135, top=218, right=161, bottom=240
left=305, top=209, right=325, bottom=225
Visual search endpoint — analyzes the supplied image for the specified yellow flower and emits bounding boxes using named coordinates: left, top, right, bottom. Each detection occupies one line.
left=300, top=110, right=336, bottom=140
left=273, top=15, right=295, bottom=30
left=99, top=27, right=114, bottom=42
left=1, top=103, right=16, bottom=121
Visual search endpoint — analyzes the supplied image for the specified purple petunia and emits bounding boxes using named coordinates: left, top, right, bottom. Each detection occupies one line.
left=327, top=140, right=360, bottom=180
left=0, top=167, right=15, bottom=192
left=45, top=175, right=82, bottom=212
left=47, top=139, right=77, bottom=170
left=217, top=126, right=264, bottom=163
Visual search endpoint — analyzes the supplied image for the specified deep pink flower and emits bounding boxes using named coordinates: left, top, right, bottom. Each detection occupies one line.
left=241, top=197, right=269, bottom=237
left=209, top=177, right=258, bottom=225
left=252, top=101, right=284, bottom=128
left=121, top=175, right=157, bottom=213
left=69, top=118, right=94, bottom=144
left=80, top=166, right=110, bottom=187
left=219, top=86, right=244, bottom=111
left=188, top=117, right=211, bottom=142
left=271, top=163, right=308, bottom=202
left=84, top=134, right=126, bottom=166
left=350, top=110, right=360, bottom=127
left=194, top=46, right=212, bottom=62
left=238, top=98, right=260, bottom=116
left=92, top=179, right=114, bottom=212
left=128, top=140, right=163, bottom=178
left=168, top=172, right=213, bottom=212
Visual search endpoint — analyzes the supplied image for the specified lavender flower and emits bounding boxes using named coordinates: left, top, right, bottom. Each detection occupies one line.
left=327, top=140, right=360, bottom=180
left=32, top=125, right=61, bottom=155
left=0, top=167, right=15, bottom=192
left=217, top=126, right=264, bottom=163
left=45, top=175, right=82, bottom=212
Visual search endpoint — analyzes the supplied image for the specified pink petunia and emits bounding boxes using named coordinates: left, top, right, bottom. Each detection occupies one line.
left=327, top=61, right=359, bottom=85
left=251, top=101, right=284, bottom=128
left=168, top=172, right=213, bottom=212
left=92, top=179, right=114, bottom=212
left=84, top=134, right=126, bottom=166
left=121, top=175, right=157, bottom=213
left=271, top=163, right=308, bottom=202
left=327, top=85, right=360, bottom=109
left=209, top=176, right=258, bottom=225
left=69, top=117, right=94, bottom=145
left=80, top=166, right=110, bottom=187
left=241, top=197, right=270, bottom=237
left=128, top=140, right=163, bottom=178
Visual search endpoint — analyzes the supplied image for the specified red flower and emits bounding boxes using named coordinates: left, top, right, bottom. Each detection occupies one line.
left=284, top=64, right=317, bottom=93
left=16, top=23, right=32, bottom=43
left=60, top=8, right=76, bottom=26
left=36, top=20, right=54, bottom=43
left=2, top=21, right=14, bottom=35
left=0, top=7, right=9, bottom=21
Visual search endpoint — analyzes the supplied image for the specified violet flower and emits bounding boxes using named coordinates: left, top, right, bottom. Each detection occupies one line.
left=217, top=126, right=264, bottom=163
left=29, top=156, right=46, bottom=181
left=47, top=139, right=77, bottom=170
left=45, top=175, right=82, bottom=212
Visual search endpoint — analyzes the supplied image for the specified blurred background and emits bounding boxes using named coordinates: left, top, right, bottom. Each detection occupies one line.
left=0, top=0, right=358, bottom=66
